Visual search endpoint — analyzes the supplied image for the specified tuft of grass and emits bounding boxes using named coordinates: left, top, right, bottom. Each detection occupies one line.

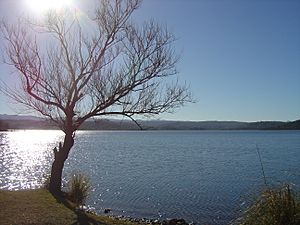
left=68, top=173, right=91, bottom=207
left=236, top=184, right=300, bottom=225
left=42, top=172, right=51, bottom=190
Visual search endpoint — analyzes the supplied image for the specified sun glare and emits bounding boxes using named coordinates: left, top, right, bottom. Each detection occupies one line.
left=26, top=0, right=73, bottom=13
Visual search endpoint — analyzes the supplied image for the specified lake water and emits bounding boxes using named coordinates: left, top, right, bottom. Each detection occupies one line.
left=1, top=130, right=300, bottom=224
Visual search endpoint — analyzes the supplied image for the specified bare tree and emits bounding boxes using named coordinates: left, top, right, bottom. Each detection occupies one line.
left=0, top=0, right=192, bottom=194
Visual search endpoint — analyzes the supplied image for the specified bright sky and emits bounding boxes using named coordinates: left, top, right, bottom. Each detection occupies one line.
left=0, top=0, right=299, bottom=122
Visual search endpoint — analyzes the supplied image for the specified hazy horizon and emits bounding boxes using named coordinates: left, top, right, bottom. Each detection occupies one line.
left=0, top=113, right=299, bottom=123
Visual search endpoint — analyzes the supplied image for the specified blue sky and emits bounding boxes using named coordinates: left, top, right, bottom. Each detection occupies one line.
left=0, top=0, right=299, bottom=121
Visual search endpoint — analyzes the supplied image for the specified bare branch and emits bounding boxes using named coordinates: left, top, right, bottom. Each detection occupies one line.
left=1, top=0, right=192, bottom=132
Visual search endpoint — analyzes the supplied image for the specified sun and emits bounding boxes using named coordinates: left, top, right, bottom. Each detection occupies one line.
left=25, top=0, right=73, bottom=13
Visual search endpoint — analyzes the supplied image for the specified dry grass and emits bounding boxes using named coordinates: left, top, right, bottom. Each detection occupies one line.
left=68, top=173, right=91, bottom=206
left=236, top=185, right=300, bottom=225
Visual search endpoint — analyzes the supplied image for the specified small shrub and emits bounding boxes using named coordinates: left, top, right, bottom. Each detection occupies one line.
left=42, top=173, right=51, bottom=190
left=68, top=173, right=90, bottom=207
left=236, top=184, right=300, bottom=225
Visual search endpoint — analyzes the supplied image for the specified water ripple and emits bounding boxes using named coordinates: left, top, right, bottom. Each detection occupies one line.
left=0, top=130, right=64, bottom=190
left=1, top=130, right=300, bottom=225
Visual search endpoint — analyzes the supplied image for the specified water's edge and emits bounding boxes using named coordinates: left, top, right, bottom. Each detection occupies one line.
left=1, top=130, right=300, bottom=224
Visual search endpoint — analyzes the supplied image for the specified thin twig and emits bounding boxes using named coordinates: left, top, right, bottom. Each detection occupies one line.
left=256, top=144, right=268, bottom=188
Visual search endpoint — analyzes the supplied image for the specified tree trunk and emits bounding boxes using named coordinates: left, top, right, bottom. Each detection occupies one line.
left=49, top=131, right=74, bottom=195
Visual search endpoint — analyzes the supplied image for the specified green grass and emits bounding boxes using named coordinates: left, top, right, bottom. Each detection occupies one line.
left=0, top=189, right=140, bottom=225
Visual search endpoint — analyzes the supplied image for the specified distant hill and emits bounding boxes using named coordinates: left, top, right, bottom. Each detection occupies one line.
left=0, top=114, right=41, bottom=121
left=140, top=120, right=300, bottom=130
left=276, top=119, right=300, bottom=130
left=0, top=114, right=299, bottom=130
left=0, top=120, right=9, bottom=131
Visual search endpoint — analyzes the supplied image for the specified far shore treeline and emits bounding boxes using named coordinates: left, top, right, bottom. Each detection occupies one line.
left=0, top=115, right=299, bottom=131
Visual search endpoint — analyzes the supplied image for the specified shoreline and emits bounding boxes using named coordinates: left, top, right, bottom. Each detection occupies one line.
left=0, top=189, right=195, bottom=225
left=106, top=214, right=194, bottom=225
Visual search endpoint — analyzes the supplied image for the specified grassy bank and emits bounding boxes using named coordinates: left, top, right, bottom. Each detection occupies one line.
left=0, top=189, right=140, bottom=225
left=2, top=186, right=299, bottom=225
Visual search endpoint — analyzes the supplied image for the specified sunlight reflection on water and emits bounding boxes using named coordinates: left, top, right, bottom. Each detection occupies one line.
left=0, top=130, right=63, bottom=190
left=1, top=130, right=300, bottom=224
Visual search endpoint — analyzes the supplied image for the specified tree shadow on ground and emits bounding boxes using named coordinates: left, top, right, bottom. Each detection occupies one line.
left=52, top=192, right=108, bottom=225
left=71, top=210, right=107, bottom=225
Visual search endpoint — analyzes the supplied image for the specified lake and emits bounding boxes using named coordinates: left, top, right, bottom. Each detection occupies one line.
left=1, top=130, right=300, bottom=224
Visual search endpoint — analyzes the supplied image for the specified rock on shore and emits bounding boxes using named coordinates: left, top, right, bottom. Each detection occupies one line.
left=110, top=215, right=195, bottom=225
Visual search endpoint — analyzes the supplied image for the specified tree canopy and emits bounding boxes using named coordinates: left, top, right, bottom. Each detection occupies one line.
left=0, top=0, right=192, bottom=193
left=1, top=0, right=191, bottom=132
